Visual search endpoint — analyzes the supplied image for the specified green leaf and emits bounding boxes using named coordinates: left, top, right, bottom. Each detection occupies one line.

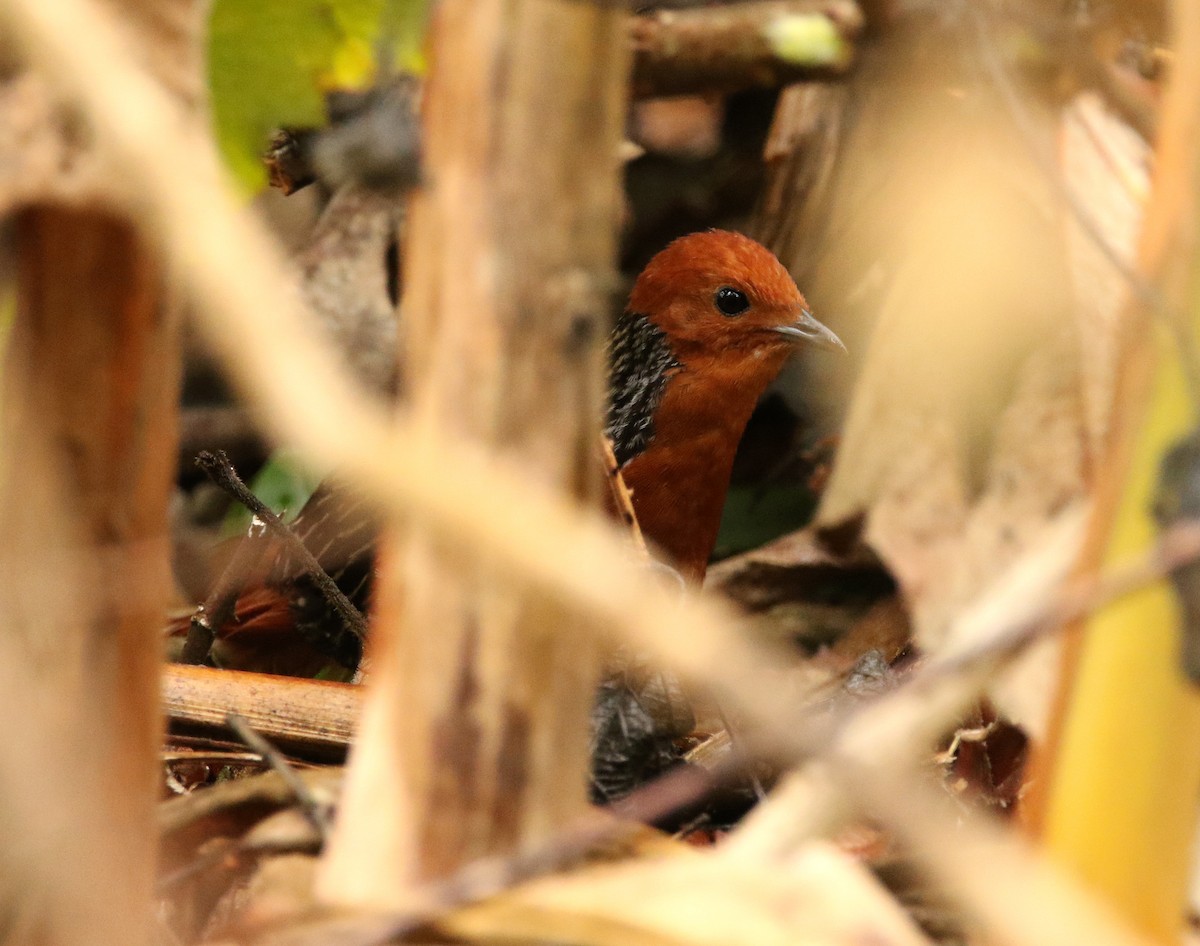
left=207, top=0, right=427, bottom=192
left=763, top=14, right=848, bottom=69
left=315, top=663, right=357, bottom=682
left=711, top=484, right=817, bottom=562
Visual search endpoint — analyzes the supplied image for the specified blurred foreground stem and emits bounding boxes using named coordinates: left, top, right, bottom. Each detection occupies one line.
left=1032, top=4, right=1200, bottom=941
left=319, top=0, right=628, bottom=906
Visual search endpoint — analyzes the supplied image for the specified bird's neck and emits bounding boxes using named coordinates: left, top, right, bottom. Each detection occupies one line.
left=605, top=311, right=681, bottom=467
left=653, top=346, right=788, bottom=459
left=607, top=331, right=791, bottom=581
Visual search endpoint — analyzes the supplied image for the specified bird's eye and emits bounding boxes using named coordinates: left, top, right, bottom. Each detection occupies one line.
left=714, top=286, right=750, bottom=317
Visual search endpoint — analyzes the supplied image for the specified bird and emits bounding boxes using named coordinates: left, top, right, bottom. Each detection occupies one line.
left=606, top=229, right=843, bottom=581
left=174, top=230, right=842, bottom=673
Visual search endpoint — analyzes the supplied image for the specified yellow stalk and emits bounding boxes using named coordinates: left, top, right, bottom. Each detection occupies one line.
left=1036, top=6, right=1200, bottom=940
left=1042, top=335, right=1200, bottom=942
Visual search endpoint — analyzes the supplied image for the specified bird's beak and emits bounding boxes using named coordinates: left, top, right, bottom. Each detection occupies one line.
left=772, top=308, right=846, bottom=352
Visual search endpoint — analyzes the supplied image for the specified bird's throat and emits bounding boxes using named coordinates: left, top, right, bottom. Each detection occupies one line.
left=614, top=347, right=791, bottom=581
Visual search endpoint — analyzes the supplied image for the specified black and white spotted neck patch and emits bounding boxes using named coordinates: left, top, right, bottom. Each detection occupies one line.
left=605, top=311, right=681, bottom=467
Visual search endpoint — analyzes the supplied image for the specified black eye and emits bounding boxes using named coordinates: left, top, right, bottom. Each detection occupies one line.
left=714, top=286, right=750, bottom=316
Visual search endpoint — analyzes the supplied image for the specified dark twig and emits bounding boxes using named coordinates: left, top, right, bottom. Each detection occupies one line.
left=226, top=713, right=331, bottom=839
left=195, top=450, right=368, bottom=646
left=629, top=0, right=863, bottom=99
left=265, top=129, right=318, bottom=195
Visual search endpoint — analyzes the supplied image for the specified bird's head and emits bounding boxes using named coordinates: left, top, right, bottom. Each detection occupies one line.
left=628, top=230, right=844, bottom=362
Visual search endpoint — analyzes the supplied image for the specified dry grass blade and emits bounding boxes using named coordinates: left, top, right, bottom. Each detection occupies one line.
left=440, top=841, right=932, bottom=946
left=854, top=765, right=1154, bottom=946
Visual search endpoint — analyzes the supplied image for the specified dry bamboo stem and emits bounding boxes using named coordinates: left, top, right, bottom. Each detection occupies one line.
left=163, top=665, right=361, bottom=758
left=320, top=0, right=629, bottom=904
left=0, top=8, right=201, bottom=942
left=0, top=209, right=176, bottom=944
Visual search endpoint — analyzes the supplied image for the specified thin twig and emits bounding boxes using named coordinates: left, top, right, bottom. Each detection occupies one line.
left=629, top=0, right=863, bottom=98
left=918, top=517, right=1200, bottom=688
left=601, top=438, right=690, bottom=595
left=225, top=713, right=331, bottom=839
left=195, top=450, right=367, bottom=646
left=600, top=437, right=649, bottom=557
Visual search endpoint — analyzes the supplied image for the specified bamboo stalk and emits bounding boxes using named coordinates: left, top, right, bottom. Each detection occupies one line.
left=319, top=0, right=629, bottom=906
left=0, top=207, right=177, bottom=945
left=163, top=665, right=361, bottom=758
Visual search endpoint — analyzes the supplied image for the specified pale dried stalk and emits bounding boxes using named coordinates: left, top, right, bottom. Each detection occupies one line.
left=0, top=211, right=171, bottom=946
left=321, top=0, right=629, bottom=902
left=728, top=737, right=1155, bottom=946
left=854, top=763, right=1153, bottom=946
left=0, top=5, right=200, bottom=946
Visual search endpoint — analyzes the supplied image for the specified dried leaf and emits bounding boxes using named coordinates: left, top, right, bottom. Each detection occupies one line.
left=441, top=842, right=934, bottom=946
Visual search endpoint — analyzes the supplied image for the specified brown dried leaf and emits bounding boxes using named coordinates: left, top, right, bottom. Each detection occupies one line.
left=706, top=525, right=904, bottom=665
left=761, top=15, right=1151, bottom=740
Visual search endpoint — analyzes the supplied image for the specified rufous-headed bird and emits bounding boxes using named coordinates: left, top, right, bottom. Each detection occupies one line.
left=606, top=229, right=843, bottom=582
left=176, top=230, right=843, bottom=672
